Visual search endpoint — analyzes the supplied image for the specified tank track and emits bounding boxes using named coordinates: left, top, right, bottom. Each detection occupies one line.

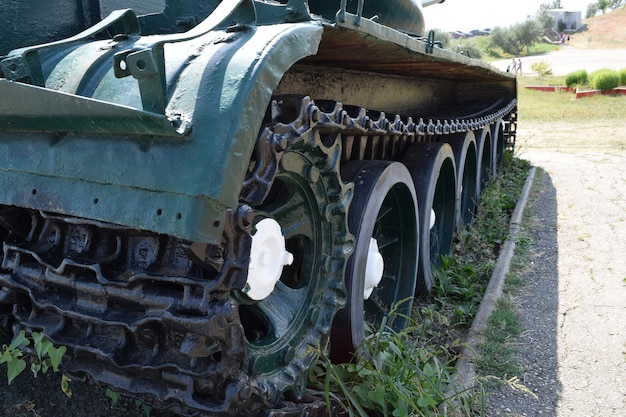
left=245, top=95, right=517, bottom=206
left=0, top=96, right=516, bottom=417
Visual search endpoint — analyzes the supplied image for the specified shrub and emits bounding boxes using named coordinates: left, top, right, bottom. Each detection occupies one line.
left=458, top=43, right=483, bottom=59
left=565, top=70, right=588, bottom=88
left=590, top=69, right=620, bottom=91
left=530, top=60, right=552, bottom=77
left=620, top=68, right=626, bottom=86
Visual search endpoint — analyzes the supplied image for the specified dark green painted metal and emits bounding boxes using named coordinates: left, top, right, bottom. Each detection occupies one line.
left=0, top=0, right=100, bottom=55
left=1, top=9, right=141, bottom=86
left=238, top=127, right=351, bottom=398
left=0, top=80, right=185, bottom=136
left=0, top=1, right=323, bottom=244
left=312, top=0, right=426, bottom=36
left=0, top=0, right=514, bottom=247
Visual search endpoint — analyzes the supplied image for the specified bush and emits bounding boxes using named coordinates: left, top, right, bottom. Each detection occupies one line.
left=456, top=43, right=482, bottom=59
left=565, top=70, right=589, bottom=88
left=590, top=69, right=620, bottom=91
left=620, top=68, right=626, bottom=86
left=530, top=60, right=553, bottom=77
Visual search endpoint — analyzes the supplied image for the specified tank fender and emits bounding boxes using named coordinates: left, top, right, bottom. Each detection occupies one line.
left=0, top=21, right=324, bottom=245
left=161, top=21, right=325, bottom=237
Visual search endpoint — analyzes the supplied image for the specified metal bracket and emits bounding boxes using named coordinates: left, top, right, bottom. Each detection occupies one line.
left=285, top=0, right=312, bottom=22
left=337, top=0, right=364, bottom=25
left=0, top=9, right=140, bottom=86
left=112, top=0, right=256, bottom=114
left=425, top=30, right=443, bottom=54
left=114, top=48, right=167, bottom=113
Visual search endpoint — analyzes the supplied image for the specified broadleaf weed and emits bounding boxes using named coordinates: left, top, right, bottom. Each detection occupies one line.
left=0, top=330, right=70, bottom=396
left=309, top=151, right=531, bottom=416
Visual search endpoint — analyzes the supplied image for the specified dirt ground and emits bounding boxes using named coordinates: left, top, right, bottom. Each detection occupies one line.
left=569, top=6, right=626, bottom=49
left=0, top=371, right=164, bottom=417
left=484, top=120, right=626, bottom=416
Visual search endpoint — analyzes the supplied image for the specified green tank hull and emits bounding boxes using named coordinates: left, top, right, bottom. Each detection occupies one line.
left=0, top=1, right=516, bottom=415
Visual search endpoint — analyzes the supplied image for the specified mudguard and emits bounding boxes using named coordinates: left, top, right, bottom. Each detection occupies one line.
left=0, top=1, right=323, bottom=245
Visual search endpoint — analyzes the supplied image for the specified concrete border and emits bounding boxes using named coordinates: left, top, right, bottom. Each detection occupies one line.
left=453, top=166, right=537, bottom=391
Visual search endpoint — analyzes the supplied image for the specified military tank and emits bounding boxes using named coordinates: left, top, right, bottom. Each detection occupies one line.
left=0, top=0, right=517, bottom=415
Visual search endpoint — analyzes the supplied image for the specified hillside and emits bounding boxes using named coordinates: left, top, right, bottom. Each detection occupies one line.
left=570, top=6, right=626, bottom=49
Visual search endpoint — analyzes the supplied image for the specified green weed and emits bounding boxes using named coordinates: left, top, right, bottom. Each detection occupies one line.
left=106, top=388, right=152, bottom=417
left=0, top=330, right=70, bottom=397
left=309, top=151, right=531, bottom=416
left=477, top=297, right=523, bottom=382
left=431, top=256, right=492, bottom=326
left=309, top=316, right=475, bottom=417
left=530, top=61, right=553, bottom=77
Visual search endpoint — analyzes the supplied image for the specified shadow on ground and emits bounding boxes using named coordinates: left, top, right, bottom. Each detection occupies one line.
left=483, top=168, right=561, bottom=417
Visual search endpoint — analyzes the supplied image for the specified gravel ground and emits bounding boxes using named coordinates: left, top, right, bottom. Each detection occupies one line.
left=482, top=120, right=626, bottom=416
left=482, top=167, right=560, bottom=417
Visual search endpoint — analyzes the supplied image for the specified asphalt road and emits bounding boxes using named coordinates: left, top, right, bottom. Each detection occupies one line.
left=492, top=46, right=626, bottom=76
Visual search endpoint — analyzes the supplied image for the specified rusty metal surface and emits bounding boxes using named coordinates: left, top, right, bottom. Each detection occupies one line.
left=310, top=19, right=515, bottom=85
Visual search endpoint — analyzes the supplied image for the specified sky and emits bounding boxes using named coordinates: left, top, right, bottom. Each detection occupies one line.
left=424, top=0, right=592, bottom=32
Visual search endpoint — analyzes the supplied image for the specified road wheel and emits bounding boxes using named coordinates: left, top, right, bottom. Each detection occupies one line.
left=403, top=142, right=456, bottom=294
left=446, top=132, right=478, bottom=231
left=331, top=161, right=419, bottom=362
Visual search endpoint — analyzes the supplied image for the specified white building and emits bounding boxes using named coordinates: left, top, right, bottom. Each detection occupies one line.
left=549, top=9, right=582, bottom=31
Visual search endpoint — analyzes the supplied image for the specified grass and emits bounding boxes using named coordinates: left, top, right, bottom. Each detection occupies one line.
left=477, top=298, right=523, bottom=377
left=449, top=38, right=561, bottom=62
left=475, top=236, right=532, bottom=382
left=473, top=163, right=539, bottom=394
left=309, top=153, right=532, bottom=416
left=490, top=42, right=561, bottom=61
left=518, top=75, right=626, bottom=122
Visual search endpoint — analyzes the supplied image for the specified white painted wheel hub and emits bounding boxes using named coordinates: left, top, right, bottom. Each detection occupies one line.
left=363, top=238, right=384, bottom=300
left=245, top=218, right=294, bottom=301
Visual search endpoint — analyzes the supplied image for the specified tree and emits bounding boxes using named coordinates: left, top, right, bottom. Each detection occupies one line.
left=536, top=7, right=556, bottom=32
left=514, top=20, right=542, bottom=53
left=488, top=26, right=522, bottom=56
left=488, top=18, right=543, bottom=56
left=586, top=3, right=599, bottom=18
left=586, top=0, right=623, bottom=18
left=598, top=0, right=610, bottom=13
left=538, top=1, right=563, bottom=10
